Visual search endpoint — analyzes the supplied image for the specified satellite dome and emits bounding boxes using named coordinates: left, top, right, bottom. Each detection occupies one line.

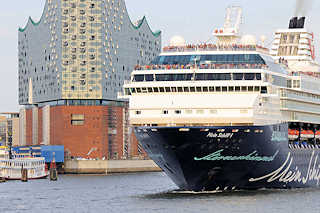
left=240, top=34, right=257, bottom=45
left=169, top=36, right=186, bottom=47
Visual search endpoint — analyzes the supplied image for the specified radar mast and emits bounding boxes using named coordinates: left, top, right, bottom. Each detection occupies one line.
left=213, top=6, right=243, bottom=45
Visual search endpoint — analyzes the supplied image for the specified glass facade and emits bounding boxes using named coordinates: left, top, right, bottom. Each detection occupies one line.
left=152, top=54, right=266, bottom=65
left=37, top=100, right=125, bottom=107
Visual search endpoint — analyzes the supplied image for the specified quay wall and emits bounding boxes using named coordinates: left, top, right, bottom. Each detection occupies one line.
left=64, top=160, right=108, bottom=174
left=64, top=160, right=161, bottom=174
left=107, top=160, right=162, bottom=173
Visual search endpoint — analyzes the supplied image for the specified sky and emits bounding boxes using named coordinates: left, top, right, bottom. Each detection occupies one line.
left=0, top=0, right=320, bottom=112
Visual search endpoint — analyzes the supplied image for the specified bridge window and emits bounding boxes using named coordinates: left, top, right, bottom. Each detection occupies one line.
left=152, top=54, right=266, bottom=65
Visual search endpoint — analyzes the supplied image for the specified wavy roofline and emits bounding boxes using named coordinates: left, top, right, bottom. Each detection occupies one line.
left=123, top=3, right=161, bottom=38
left=19, top=17, right=42, bottom=32
left=18, top=1, right=46, bottom=33
left=18, top=0, right=161, bottom=37
left=129, top=16, right=161, bottom=37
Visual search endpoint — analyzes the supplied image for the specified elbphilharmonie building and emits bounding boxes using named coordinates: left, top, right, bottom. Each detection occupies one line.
left=18, top=0, right=161, bottom=159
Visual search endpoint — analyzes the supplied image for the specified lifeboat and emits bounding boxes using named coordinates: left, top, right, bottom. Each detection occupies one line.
left=288, top=129, right=299, bottom=140
left=300, top=130, right=314, bottom=139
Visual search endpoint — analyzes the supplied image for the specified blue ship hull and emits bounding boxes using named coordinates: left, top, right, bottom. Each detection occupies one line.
left=134, top=124, right=320, bottom=191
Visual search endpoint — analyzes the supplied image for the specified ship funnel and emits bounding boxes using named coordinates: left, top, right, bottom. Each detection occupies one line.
left=289, top=17, right=305, bottom=29
left=297, top=17, right=306, bottom=28
left=289, top=17, right=298, bottom=28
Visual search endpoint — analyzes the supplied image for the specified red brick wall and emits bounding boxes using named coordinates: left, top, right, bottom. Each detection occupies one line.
left=38, top=107, right=43, bottom=145
left=114, top=107, right=124, bottom=158
left=50, top=106, right=108, bottom=159
left=130, top=131, right=139, bottom=157
left=23, top=104, right=148, bottom=160
left=25, top=109, right=33, bottom=146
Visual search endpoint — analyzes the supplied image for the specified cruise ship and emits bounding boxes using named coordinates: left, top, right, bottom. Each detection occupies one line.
left=120, top=7, right=320, bottom=191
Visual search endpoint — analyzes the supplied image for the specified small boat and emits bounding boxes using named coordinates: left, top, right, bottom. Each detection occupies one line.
left=288, top=129, right=299, bottom=140
left=0, top=146, right=48, bottom=180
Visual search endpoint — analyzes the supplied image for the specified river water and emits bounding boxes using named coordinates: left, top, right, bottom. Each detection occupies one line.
left=0, top=172, right=319, bottom=213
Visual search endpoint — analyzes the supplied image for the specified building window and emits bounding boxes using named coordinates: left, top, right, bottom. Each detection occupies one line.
left=71, top=114, right=85, bottom=125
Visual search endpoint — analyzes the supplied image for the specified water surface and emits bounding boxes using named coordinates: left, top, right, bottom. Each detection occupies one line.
left=0, top=172, right=319, bottom=213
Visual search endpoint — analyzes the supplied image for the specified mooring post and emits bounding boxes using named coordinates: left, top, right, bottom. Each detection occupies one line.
left=50, top=152, right=58, bottom=181
left=21, top=165, right=28, bottom=182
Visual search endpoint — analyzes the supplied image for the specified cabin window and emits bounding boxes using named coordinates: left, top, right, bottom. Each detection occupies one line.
left=175, top=110, right=182, bottom=114
left=145, top=74, right=154, bottom=81
left=261, top=86, right=268, bottom=94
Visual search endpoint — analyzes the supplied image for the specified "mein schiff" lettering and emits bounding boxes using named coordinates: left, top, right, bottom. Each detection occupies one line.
left=206, top=132, right=234, bottom=139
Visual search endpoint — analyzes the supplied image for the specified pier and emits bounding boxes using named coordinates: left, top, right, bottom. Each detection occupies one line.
left=64, top=159, right=161, bottom=174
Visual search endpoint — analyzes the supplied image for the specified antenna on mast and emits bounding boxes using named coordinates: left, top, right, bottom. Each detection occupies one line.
left=213, top=6, right=243, bottom=45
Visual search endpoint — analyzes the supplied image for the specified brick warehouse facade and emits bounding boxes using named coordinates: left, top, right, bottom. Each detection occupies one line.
left=20, top=103, right=147, bottom=160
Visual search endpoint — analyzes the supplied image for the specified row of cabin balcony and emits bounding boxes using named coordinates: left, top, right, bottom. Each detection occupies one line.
left=162, top=44, right=268, bottom=53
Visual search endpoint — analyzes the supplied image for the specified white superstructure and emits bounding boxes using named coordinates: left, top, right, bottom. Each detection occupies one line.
left=120, top=9, right=320, bottom=130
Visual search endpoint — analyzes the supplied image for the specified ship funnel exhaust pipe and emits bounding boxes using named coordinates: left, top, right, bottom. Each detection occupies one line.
left=297, top=17, right=306, bottom=28
left=289, top=17, right=306, bottom=29
left=289, top=17, right=298, bottom=28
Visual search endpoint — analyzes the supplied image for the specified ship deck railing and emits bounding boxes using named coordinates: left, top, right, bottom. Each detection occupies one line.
left=134, top=64, right=269, bottom=71
left=162, top=44, right=268, bottom=53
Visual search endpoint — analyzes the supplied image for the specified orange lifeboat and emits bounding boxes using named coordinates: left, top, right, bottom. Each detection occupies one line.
left=288, top=129, right=299, bottom=140
left=300, top=130, right=314, bottom=139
